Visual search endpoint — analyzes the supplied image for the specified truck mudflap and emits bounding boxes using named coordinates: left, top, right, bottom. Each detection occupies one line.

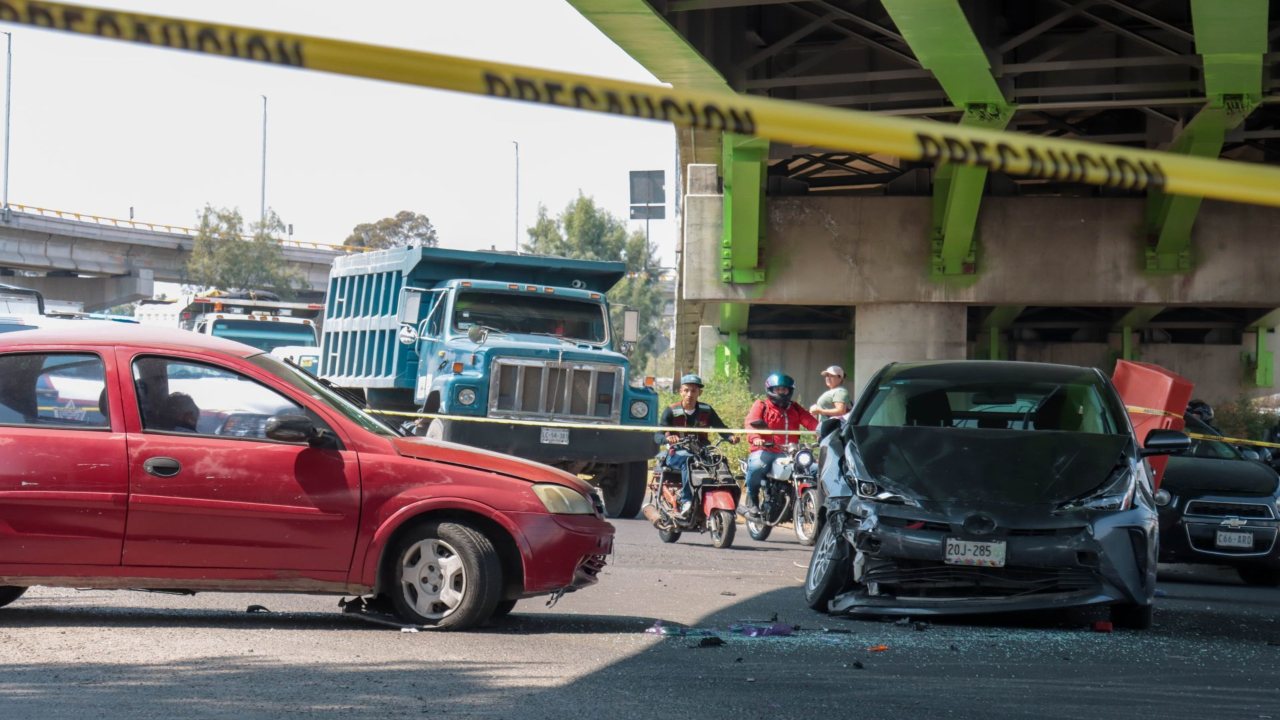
left=437, top=418, right=657, bottom=464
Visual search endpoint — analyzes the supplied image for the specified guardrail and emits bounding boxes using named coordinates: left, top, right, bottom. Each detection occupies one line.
left=6, top=202, right=363, bottom=253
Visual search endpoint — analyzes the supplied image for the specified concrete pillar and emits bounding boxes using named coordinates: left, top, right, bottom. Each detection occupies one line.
left=697, top=325, right=720, bottom=379
left=854, top=303, right=967, bottom=399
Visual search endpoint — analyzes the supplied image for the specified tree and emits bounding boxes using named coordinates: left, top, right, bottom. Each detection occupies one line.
left=185, top=205, right=306, bottom=298
left=524, top=193, right=666, bottom=370
left=344, top=211, right=438, bottom=249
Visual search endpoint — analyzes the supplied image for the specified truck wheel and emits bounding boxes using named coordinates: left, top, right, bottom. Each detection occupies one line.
left=0, top=586, right=26, bottom=608
left=385, top=520, right=502, bottom=630
left=424, top=418, right=451, bottom=442
left=601, top=461, right=647, bottom=519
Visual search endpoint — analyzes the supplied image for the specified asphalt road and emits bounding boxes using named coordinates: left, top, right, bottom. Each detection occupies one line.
left=1, top=518, right=1278, bottom=719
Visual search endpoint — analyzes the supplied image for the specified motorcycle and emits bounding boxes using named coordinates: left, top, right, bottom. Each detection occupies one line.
left=741, top=441, right=821, bottom=545
left=641, top=438, right=740, bottom=549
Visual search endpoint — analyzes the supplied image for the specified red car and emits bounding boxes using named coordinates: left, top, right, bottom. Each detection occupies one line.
left=0, top=325, right=614, bottom=630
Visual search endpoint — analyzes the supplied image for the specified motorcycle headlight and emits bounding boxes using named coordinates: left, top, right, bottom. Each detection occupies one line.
left=629, top=400, right=649, bottom=419
left=1057, top=466, right=1136, bottom=513
left=532, top=484, right=594, bottom=515
left=796, top=450, right=814, bottom=468
left=456, top=388, right=477, bottom=406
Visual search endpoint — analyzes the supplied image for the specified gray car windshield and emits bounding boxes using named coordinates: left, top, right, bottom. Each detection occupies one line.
left=248, top=353, right=395, bottom=437
left=856, top=375, right=1125, bottom=435
left=451, top=290, right=607, bottom=344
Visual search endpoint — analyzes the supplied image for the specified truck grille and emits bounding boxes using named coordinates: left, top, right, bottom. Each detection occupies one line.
left=489, top=359, right=622, bottom=423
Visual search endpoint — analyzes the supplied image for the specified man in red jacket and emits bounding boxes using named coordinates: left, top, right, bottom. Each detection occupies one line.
left=742, top=372, right=818, bottom=515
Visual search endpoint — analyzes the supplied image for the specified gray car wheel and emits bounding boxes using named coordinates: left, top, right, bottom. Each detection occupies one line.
left=386, top=521, right=502, bottom=630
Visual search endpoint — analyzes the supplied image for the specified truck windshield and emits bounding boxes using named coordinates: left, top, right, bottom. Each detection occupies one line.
left=451, top=290, right=607, bottom=344
left=211, top=319, right=318, bottom=351
left=247, top=353, right=396, bottom=437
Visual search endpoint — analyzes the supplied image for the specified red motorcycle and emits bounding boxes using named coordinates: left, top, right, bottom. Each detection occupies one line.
left=642, top=438, right=739, bottom=549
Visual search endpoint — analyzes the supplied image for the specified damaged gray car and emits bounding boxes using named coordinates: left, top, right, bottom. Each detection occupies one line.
left=804, top=361, right=1190, bottom=629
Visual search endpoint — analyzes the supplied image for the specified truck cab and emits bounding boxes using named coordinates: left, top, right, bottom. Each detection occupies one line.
left=321, top=247, right=659, bottom=518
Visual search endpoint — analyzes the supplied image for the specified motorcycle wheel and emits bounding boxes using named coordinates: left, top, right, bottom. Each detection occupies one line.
left=746, top=513, right=772, bottom=542
left=710, top=509, right=736, bottom=549
left=794, top=489, right=819, bottom=547
left=804, top=517, right=852, bottom=612
left=658, top=527, right=682, bottom=543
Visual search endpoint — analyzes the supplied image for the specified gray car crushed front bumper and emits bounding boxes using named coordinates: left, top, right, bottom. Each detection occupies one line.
left=828, top=504, right=1157, bottom=616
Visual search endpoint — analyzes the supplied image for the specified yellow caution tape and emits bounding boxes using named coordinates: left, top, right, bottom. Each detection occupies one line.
left=366, top=409, right=815, bottom=436
left=1185, top=432, right=1280, bottom=450
left=1125, top=405, right=1184, bottom=419
left=9, top=2, right=1280, bottom=206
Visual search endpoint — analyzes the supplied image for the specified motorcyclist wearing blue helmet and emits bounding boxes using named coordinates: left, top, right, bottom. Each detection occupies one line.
left=657, top=373, right=738, bottom=517
left=742, top=372, right=818, bottom=515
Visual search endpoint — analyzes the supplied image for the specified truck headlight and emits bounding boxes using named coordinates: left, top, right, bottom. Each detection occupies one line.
left=457, top=388, right=477, bottom=406
left=532, top=484, right=594, bottom=515
left=629, top=400, right=649, bottom=419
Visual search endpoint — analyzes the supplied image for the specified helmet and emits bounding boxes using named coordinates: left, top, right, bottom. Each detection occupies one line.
left=679, top=373, right=704, bottom=388
left=764, top=372, right=795, bottom=408
left=1187, top=399, right=1214, bottom=424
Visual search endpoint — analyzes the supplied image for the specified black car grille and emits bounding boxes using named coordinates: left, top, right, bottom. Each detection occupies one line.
left=863, top=561, right=1097, bottom=599
left=1185, top=501, right=1275, bottom=520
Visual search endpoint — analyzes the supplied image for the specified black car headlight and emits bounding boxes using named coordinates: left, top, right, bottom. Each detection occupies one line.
left=854, top=477, right=922, bottom=507
left=1057, top=465, right=1137, bottom=513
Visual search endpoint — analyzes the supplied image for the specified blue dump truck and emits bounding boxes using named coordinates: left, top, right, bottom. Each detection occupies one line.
left=320, top=247, right=660, bottom=518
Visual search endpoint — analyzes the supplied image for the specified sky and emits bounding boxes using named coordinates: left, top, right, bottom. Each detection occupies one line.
left=2, top=0, right=678, bottom=264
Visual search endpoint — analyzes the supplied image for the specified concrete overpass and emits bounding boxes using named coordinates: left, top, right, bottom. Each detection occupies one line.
left=572, top=0, right=1280, bottom=406
left=0, top=206, right=342, bottom=310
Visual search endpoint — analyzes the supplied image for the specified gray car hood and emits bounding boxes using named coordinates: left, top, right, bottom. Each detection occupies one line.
left=850, top=426, right=1129, bottom=507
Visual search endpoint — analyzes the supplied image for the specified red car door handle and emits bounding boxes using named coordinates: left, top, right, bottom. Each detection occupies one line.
left=143, top=457, right=182, bottom=478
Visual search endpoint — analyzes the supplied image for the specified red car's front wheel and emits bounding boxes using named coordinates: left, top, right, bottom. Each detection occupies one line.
left=386, top=521, right=503, bottom=630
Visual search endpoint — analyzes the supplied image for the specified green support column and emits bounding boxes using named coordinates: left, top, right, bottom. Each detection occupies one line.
left=721, top=133, right=768, bottom=285
left=981, top=305, right=1024, bottom=360
left=1112, top=306, right=1164, bottom=362
left=1145, top=0, right=1266, bottom=273
left=882, top=0, right=1013, bottom=277
left=715, top=302, right=750, bottom=378
left=1245, top=310, right=1280, bottom=388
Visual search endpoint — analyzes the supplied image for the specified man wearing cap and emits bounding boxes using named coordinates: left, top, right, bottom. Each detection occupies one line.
left=657, top=373, right=738, bottom=517
left=809, top=365, right=852, bottom=418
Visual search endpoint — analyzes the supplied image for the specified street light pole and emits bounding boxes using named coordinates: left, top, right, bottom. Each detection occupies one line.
left=2, top=32, right=12, bottom=219
left=512, top=140, right=519, bottom=254
left=259, top=94, right=267, bottom=232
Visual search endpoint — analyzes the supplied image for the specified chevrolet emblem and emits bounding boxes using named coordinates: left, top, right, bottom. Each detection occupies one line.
left=1220, top=518, right=1248, bottom=529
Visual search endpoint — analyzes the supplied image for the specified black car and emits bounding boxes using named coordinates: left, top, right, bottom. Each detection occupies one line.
left=1156, top=416, right=1280, bottom=586
left=804, top=360, right=1188, bottom=629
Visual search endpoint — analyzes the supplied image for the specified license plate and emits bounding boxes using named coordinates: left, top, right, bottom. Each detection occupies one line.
left=944, top=539, right=1006, bottom=567
left=1216, top=530, right=1253, bottom=549
left=540, top=426, right=570, bottom=445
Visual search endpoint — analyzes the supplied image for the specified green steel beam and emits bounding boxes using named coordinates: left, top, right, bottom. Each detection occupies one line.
left=1111, top=307, right=1164, bottom=362
left=565, top=0, right=731, bottom=93
left=882, top=0, right=1013, bottom=277
left=1248, top=308, right=1280, bottom=330
left=981, top=305, right=1024, bottom=360
left=1144, top=0, right=1267, bottom=273
left=1244, top=330, right=1275, bottom=388
left=715, top=302, right=749, bottom=378
left=722, top=133, right=768, bottom=284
